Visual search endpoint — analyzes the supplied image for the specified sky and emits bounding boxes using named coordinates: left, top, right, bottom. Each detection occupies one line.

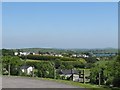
left=0, top=2, right=2, bottom=49
left=2, top=2, right=118, bottom=49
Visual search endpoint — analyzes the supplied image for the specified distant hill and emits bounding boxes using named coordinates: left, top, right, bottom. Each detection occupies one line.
left=11, top=48, right=118, bottom=54
left=13, top=48, right=69, bottom=54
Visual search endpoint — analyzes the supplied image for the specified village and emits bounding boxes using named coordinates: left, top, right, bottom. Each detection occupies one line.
left=1, top=48, right=118, bottom=87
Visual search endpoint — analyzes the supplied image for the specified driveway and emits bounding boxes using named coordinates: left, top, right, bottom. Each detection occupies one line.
left=2, top=76, right=81, bottom=88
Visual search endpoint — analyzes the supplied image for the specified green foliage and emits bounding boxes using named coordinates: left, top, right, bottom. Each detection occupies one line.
left=2, top=49, right=14, bottom=56
left=20, top=55, right=80, bottom=61
left=62, top=60, right=86, bottom=69
left=36, top=61, right=54, bottom=78
left=90, top=60, right=114, bottom=85
left=112, top=77, right=120, bottom=87
left=53, top=59, right=62, bottom=69
left=90, top=56, right=120, bottom=87
left=26, top=60, right=41, bottom=68
left=59, top=64, right=65, bottom=69
left=85, top=56, right=97, bottom=63
left=78, top=58, right=87, bottom=63
left=22, top=55, right=60, bottom=61
left=2, top=56, right=23, bottom=75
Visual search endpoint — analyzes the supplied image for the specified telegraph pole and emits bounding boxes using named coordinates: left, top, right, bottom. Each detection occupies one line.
left=99, top=72, right=101, bottom=86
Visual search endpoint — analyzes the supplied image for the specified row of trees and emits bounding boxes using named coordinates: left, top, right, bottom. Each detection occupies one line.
left=2, top=49, right=14, bottom=56
left=20, top=55, right=81, bottom=61
left=2, top=55, right=86, bottom=78
left=25, top=59, right=86, bottom=70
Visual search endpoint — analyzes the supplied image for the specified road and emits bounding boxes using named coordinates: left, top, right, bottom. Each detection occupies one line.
left=2, top=76, right=81, bottom=88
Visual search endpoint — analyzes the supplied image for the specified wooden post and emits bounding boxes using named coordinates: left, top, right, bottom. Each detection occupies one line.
left=8, top=64, right=10, bottom=76
left=79, top=71, right=81, bottom=78
left=54, top=67, right=56, bottom=79
left=83, top=69, right=85, bottom=84
left=71, top=69, right=73, bottom=81
left=32, top=67, right=34, bottom=77
left=25, top=55, right=27, bottom=76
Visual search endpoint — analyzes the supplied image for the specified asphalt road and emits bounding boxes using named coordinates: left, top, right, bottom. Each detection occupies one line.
left=2, top=76, right=80, bottom=88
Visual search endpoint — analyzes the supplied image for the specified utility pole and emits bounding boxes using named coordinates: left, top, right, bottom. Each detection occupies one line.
left=99, top=72, right=101, bottom=86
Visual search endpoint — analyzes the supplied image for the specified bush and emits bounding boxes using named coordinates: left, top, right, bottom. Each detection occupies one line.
left=60, top=75, right=66, bottom=80
left=106, top=78, right=113, bottom=86
left=2, top=68, right=8, bottom=75
left=113, top=77, right=120, bottom=87
left=20, top=72, right=27, bottom=76
left=56, top=74, right=61, bottom=79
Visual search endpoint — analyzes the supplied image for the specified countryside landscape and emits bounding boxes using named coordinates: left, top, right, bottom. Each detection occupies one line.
left=1, top=48, right=120, bottom=89
left=1, top=2, right=119, bottom=90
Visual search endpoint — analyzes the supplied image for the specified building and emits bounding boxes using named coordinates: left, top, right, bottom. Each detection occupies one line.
left=58, top=69, right=80, bottom=82
left=20, top=65, right=34, bottom=75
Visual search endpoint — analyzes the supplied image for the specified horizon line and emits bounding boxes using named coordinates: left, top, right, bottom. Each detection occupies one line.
left=1, top=47, right=118, bottom=50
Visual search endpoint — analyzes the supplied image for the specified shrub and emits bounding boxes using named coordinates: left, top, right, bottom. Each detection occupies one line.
left=113, top=77, right=120, bottom=87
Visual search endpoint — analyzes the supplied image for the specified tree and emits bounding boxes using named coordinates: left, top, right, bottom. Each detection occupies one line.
left=85, top=57, right=97, bottom=63
left=36, top=62, right=54, bottom=78
left=2, top=49, right=14, bottom=56
left=54, top=59, right=62, bottom=69
left=90, top=56, right=120, bottom=87
left=112, top=55, right=120, bottom=87
left=66, top=64, right=73, bottom=70
left=59, top=65, right=65, bottom=69
left=2, top=56, right=23, bottom=75
left=90, top=60, right=113, bottom=85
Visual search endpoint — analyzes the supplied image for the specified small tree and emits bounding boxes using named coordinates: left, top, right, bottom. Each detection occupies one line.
left=2, top=56, right=23, bottom=76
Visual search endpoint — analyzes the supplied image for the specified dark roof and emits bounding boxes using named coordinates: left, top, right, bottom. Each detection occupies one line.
left=20, top=65, right=31, bottom=69
left=59, top=69, right=79, bottom=74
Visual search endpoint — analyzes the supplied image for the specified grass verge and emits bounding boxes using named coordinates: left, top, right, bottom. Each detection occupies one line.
left=40, top=78, right=108, bottom=90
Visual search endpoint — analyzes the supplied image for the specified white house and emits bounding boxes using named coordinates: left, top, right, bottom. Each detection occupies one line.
left=20, top=65, right=34, bottom=75
left=14, top=52, right=18, bottom=55
left=82, top=54, right=89, bottom=58
left=59, top=69, right=80, bottom=82
left=14, top=52, right=31, bottom=56
left=55, top=54, right=63, bottom=57
left=20, top=52, right=30, bottom=56
left=72, top=54, right=77, bottom=57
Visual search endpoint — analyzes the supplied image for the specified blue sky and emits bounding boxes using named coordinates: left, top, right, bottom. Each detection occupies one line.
left=2, top=2, right=118, bottom=49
